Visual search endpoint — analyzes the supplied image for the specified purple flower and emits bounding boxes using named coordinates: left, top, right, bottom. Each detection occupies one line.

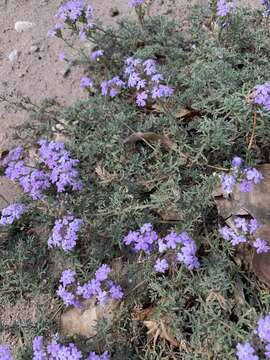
left=152, top=85, right=174, bottom=98
left=249, top=219, right=261, bottom=234
left=32, top=336, right=47, bottom=360
left=0, top=345, right=13, bottom=360
left=240, top=180, right=252, bottom=193
left=236, top=342, right=259, bottom=360
left=177, top=240, right=200, bottom=270
left=47, top=23, right=64, bottom=38
left=38, top=140, right=83, bottom=193
left=258, top=315, right=270, bottom=342
left=91, top=50, right=104, bottom=61
left=265, top=343, right=270, bottom=358
left=57, top=285, right=77, bottom=307
left=109, top=283, right=124, bottom=300
left=80, top=76, right=93, bottom=89
left=0, top=203, right=27, bottom=226
left=95, top=264, right=111, bottom=282
left=60, top=269, right=76, bottom=287
left=19, top=170, right=51, bottom=200
left=128, top=0, right=145, bottom=8
left=254, top=82, right=270, bottom=111
left=151, top=73, right=164, bottom=83
left=245, top=168, right=264, bottom=185
left=262, top=0, right=270, bottom=16
left=235, top=217, right=248, bottom=233
left=217, top=0, right=235, bottom=17
left=55, top=0, right=85, bottom=22
left=231, top=234, right=246, bottom=246
left=219, top=226, right=235, bottom=241
left=77, top=278, right=101, bottom=299
left=143, top=59, right=157, bottom=76
left=253, top=238, right=270, bottom=254
left=48, top=215, right=83, bottom=252
left=2, top=146, right=23, bottom=167
left=97, top=290, right=108, bottom=305
left=154, top=258, right=169, bottom=273
left=87, top=352, right=110, bottom=360
left=136, top=91, right=148, bottom=107
left=128, top=72, right=141, bottom=88
left=232, top=156, right=243, bottom=169
left=221, top=173, right=237, bottom=194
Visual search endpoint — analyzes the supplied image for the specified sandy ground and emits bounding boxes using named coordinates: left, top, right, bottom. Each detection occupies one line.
left=0, top=0, right=262, bottom=206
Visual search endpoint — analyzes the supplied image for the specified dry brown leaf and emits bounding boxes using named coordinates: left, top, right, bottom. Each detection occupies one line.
left=60, top=298, right=119, bottom=338
left=158, top=204, right=183, bottom=221
left=123, top=132, right=174, bottom=151
left=175, top=107, right=200, bottom=121
left=133, top=306, right=181, bottom=348
left=95, top=165, right=117, bottom=184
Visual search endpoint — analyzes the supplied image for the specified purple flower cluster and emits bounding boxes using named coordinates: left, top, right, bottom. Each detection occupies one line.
left=57, top=265, right=123, bottom=308
left=0, top=345, right=13, bottom=360
left=49, top=0, right=95, bottom=39
left=100, top=57, right=173, bottom=107
left=123, top=224, right=199, bottom=273
left=236, top=342, right=259, bottom=360
left=253, top=82, right=270, bottom=112
left=124, top=58, right=174, bottom=107
left=2, top=141, right=82, bottom=200
left=220, top=156, right=263, bottom=195
left=236, top=314, right=270, bottom=359
left=217, top=0, right=235, bottom=17
left=219, top=217, right=270, bottom=254
left=262, top=0, right=270, bottom=17
left=101, top=76, right=125, bottom=98
left=0, top=203, right=27, bottom=226
left=33, top=336, right=109, bottom=360
left=128, top=0, right=145, bottom=8
left=48, top=215, right=83, bottom=252
left=38, top=140, right=83, bottom=193
left=80, top=76, right=93, bottom=89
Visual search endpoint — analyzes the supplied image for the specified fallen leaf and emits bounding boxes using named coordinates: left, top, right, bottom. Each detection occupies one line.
left=175, top=107, right=200, bottom=121
left=157, top=204, right=183, bottom=221
left=133, top=306, right=182, bottom=348
left=123, top=132, right=174, bottom=151
left=60, top=298, right=119, bottom=338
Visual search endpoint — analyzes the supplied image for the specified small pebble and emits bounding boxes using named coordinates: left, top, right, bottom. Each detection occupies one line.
left=14, top=21, right=36, bottom=33
left=29, top=45, right=40, bottom=53
left=8, top=49, right=19, bottom=62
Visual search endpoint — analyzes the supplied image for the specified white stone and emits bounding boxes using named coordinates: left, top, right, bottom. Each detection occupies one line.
left=14, top=21, right=36, bottom=33
left=8, top=50, right=19, bottom=62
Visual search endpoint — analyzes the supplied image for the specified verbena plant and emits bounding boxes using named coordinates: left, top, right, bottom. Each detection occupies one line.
left=1, top=1, right=270, bottom=359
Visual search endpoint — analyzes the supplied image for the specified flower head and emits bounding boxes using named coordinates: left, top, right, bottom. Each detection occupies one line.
left=154, top=258, right=169, bottom=273
left=236, top=342, right=259, bottom=360
left=0, top=203, right=27, bottom=226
